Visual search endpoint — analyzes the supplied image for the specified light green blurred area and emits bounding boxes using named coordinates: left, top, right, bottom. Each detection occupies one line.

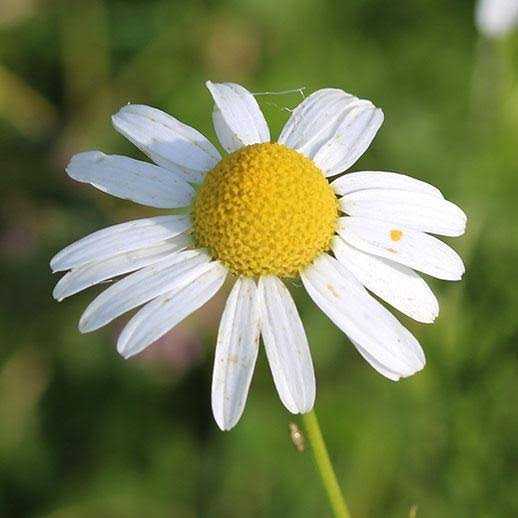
left=1, top=0, right=518, bottom=516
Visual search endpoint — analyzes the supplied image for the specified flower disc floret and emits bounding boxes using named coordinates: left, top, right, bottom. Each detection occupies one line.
left=192, top=142, right=338, bottom=277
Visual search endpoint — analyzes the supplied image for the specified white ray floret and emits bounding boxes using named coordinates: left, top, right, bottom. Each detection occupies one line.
left=112, top=104, right=221, bottom=183
left=278, top=87, right=383, bottom=176
left=206, top=81, right=270, bottom=152
left=350, top=338, right=406, bottom=382
left=212, top=278, right=261, bottom=431
left=53, top=235, right=190, bottom=301
left=117, top=262, right=228, bottom=359
left=79, top=249, right=213, bottom=333
left=50, top=215, right=191, bottom=273
left=331, top=236, right=439, bottom=323
left=66, top=151, right=195, bottom=209
left=337, top=217, right=465, bottom=280
left=278, top=89, right=357, bottom=155
left=331, top=170, right=444, bottom=198
left=313, top=101, right=384, bottom=176
left=258, top=276, right=316, bottom=414
left=301, top=254, right=425, bottom=380
left=339, top=189, right=466, bottom=237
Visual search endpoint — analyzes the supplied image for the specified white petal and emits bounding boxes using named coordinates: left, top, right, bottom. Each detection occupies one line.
left=278, top=88, right=357, bottom=156
left=301, top=254, right=425, bottom=380
left=350, top=339, right=404, bottom=381
left=211, top=107, right=243, bottom=153
left=331, top=171, right=444, bottom=198
left=79, top=249, right=212, bottom=333
left=111, top=104, right=221, bottom=183
left=337, top=217, right=465, bottom=281
left=66, top=151, right=195, bottom=209
left=339, top=189, right=467, bottom=237
left=476, top=0, right=518, bottom=38
left=258, top=276, right=315, bottom=414
left=311, top=100, right=383, bottom=176
left=206, top=81, right=270, bottom=152
left=211, top=277, right=261, bottom=431
left=117, top=261, right=227, bottom=359
left=50, top=215, right=191, bottom=273
left=53, top=234, right=191, bottom=301
left=332, top=236, right=439, bottom=323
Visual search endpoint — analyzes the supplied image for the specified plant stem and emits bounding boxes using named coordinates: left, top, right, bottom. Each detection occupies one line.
left=302, top=410, right=351, bottom=518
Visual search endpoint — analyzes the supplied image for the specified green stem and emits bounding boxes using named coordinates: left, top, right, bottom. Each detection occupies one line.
left=302, top=410, right=351, bottom=518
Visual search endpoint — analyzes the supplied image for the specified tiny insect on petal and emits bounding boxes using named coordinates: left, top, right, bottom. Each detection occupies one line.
left=390, top=229, right=403, bottom=241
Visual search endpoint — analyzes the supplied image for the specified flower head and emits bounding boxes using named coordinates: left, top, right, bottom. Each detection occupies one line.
left=476, top=0, right=518, bottom=38
left=193, top=142, right=338, bottom=277
left=51, top=81, right=466, bottom=430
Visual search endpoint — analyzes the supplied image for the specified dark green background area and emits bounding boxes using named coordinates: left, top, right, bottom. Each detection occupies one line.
left=1, top=1, right=517, bottom=516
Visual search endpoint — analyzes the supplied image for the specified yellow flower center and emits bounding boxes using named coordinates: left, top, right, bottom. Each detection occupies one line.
left=192, top=142, right=338, bottom=277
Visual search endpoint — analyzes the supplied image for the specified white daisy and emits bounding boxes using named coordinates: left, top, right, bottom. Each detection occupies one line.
left=476, top=0, right=518, bottom=38
left=51, top=82, right=466, bottom=430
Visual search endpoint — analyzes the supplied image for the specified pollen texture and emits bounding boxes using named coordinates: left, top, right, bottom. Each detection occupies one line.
left=192, top=142, right=338, bottom=277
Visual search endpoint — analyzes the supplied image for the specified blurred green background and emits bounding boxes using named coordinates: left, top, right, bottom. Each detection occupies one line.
left=1, top=0, right=518, bottom=516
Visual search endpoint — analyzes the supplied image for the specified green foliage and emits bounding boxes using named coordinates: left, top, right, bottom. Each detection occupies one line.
left=1, top=0, right=517, bottom=516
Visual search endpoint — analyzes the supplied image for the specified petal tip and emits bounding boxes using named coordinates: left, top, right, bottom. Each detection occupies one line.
left=78, top=314, right=94, bottom=334
left=77, top=321, right=89, bottom=334
left=51, top=286, right=63, bottom=302
left=111, top=105, right=127, bottom=119
left=218, top=421, right=235, bottom=432
left=422, top=307, right=439, bottom=324
left=116, top=340, right=133, bottom=360
left=213, top=411, right=238, bottom=432
left=111, top=105, right=134, bottom=126
left=65, top=150, right=104, bottom=179
left=455, top=268, right=465, bottom=281
left=205, top=80, right=216, bottom=93
left=398, top=363, right=425, bottom=381
left=49, top=256, right=67, bottom=274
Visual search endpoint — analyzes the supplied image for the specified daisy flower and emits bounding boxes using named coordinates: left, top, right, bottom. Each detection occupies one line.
left=476, top=0, right=518, bottom=38
left=51, top=82, right=466, bottom=430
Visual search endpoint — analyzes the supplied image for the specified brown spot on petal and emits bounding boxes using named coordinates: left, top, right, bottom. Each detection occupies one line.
left=326, top=283, right=340, bottom=298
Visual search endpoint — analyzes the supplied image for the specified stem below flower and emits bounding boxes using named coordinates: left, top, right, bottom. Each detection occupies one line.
left=302, top=410, right=351, bottom=518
